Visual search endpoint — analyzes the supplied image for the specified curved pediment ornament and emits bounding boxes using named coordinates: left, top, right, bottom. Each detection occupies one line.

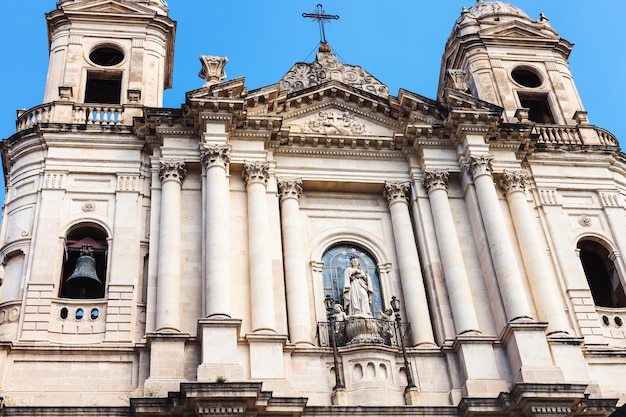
left=279, top=52, right=389, bottom=98
left=303, top=111, right=370, bottom=135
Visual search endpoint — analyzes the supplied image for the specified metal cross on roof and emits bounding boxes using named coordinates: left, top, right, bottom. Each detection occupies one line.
left=302, top=4, right=339, bottom=45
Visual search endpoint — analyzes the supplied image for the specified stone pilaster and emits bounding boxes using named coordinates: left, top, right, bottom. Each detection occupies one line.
left=278, top=179, right=314, bottom=346
left=500, top=170, right=570, bottom=335
left=201, top=145, right=232, bottom=318
left=383, top=181, right=435, bottom=346
left=155, top=160, right=186, bottom=332
left=423, top=170, right=480, bottom=335
left=242, top=161, right=276, bottom=333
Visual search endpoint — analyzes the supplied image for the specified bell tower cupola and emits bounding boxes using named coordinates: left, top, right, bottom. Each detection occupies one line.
left=44, top=0, right=175, bottom=107
left=439, top=0, right=584, bottom=126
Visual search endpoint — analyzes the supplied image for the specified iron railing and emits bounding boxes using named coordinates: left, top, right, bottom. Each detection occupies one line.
left=317, top=317, right=410, bottom=348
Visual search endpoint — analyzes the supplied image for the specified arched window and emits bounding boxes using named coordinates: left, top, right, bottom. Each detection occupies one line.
left=578, top=239, right=626, bottom=308
left=322, top=244, right=383, bottom=316
left=60, top=224, right=108, bottom=299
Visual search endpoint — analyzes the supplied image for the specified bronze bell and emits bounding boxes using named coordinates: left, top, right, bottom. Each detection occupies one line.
left=65, top=245, right=103, bottom=298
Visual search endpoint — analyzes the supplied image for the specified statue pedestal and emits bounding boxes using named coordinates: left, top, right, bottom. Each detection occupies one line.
left=345, top=317, right=384, bottom=345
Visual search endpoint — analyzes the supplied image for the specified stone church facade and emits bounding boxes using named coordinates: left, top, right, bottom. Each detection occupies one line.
left=0, top=0, right=624, bottom=415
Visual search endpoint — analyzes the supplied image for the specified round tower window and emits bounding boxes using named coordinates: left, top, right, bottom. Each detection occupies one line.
left=89, top=46, right=124, bottom=67
left=511, top=68, right=542, bottom=88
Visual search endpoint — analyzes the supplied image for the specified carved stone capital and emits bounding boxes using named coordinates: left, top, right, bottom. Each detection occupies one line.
left=499, top=170, right=527, bottom=195
left=423, top=170, right=449, bottom=193
left=446, top=69, right=469, bottom=92
left=383, top=181, right=411, bottom=205
left=201, top=144, right=231, bottom=170
left=277, top=179, right=303, bottom=202
left=159, top=160, right=187, bottom=184
left=199, top=56, right=228, bottom=86
left=242, top=161, right=270, bottom=187
left=464, top=155, right=494, bottom=180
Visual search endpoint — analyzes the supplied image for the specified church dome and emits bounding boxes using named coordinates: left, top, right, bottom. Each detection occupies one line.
left=466, top=0, right=528, bottom=19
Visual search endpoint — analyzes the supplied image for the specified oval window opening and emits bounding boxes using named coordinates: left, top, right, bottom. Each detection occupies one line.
left=90, top=308, right=99, bottom=320
left=512, top=68, right=542, bottom=88
left=90, top=47, right=124, bottom=67
left=60, top=307, right=68, bottom=320
left=75, top=308, right=84, bottom=320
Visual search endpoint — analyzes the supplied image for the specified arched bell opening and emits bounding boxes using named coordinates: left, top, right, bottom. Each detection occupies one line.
left=578, top=239, right=626, bottom=308
left=60, top=224, right=108, bottom=299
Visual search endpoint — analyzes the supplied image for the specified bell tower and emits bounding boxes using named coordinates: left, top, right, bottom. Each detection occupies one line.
left=439, top=0, right=585, bottom=126
left=44, top=0, right=175, bottom=107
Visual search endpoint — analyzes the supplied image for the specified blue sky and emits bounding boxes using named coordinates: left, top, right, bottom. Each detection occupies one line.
left=1, top=1, right=624, bottom=148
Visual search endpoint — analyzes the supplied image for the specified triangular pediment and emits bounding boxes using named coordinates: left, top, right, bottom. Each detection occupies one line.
left=63, top=0, right=156, bottom=16
left=480, top=21, right=558, bottom=40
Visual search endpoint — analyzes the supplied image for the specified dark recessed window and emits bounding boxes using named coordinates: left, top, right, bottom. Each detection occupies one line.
left=578, top=240, right=626, bottom=308
left=89, top=46, right=124, bottom=67
left=85, top=72, right=122, bottom=104
left=76, top=309, right=84, bottom=320
left=512, top=68, right=542, bottom=88
left=518, top=93, right=555, bottom=124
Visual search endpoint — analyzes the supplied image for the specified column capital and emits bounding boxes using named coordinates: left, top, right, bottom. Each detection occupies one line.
left=423, top=170, right=449, bottom=193
left=500, top=170, right=528, bottom=195
left=464, top=154, right=494, bottom=180
left=201, top=144, right=231, bottom=170
left=277, top=179, right=303, bottom=202
left=383, top=181, right=411, bottom=206
left=242, top=161, right=270, bottom=187
left=159, top=160, right=186, bottom=184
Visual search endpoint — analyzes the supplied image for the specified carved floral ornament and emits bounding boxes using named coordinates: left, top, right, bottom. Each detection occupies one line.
left=159, top=160, right=187, bottom=183
left=423, top=170, right=449, bottom=193
left=201, top=144, right=231, bottom=170
left=464, top=155, right=494, bottom=179
left=303, top=111, right=369, bottom=135
left=499, top=170, right=528, bottom=195
left=277, top=179, right=303, bottom=201
left=242, top=161, right=270, bottom=187
left=383, top=181, right=411, bottom=205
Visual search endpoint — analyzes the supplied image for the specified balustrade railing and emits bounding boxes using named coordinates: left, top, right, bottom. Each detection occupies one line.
left=15, top=103, right=127, bottom=133
left=317, top=317, right=410, bottom=348
left=533, top=124, right=582, bottom=145
left=73, top=105, right=124, bottom=125
left=594, top=126, right=619, bottom=146
left=16, top=103, right=53, bottom=131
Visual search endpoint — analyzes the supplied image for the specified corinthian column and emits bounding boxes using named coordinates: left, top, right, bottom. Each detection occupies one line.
left=384, top=181, right=435, bottom=346
left=423, top=170, right=481, bottom=335
left=278, top=179, right=313, bottom=345
left=156, top=160, right=186, bottom=332
left=464, top=155, right=532, bottom=322
left=201, top=145, right=231, bottom=318
left=500, top=170, right=570, bottom=334
left=243, top=161, right=276, bottom=333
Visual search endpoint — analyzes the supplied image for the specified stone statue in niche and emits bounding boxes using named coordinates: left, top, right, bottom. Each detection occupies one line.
left=343, top=257, right=373, bottom=317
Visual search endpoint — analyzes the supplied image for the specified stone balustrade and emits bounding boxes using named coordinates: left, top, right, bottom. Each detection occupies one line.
left=533, top=124, right=582, bottom=145
left=15, top=102, right=131, bottom=133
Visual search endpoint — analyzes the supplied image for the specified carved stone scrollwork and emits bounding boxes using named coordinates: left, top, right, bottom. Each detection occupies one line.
left=464, top=155, right=494, bottom=180
left=242, top=161, right=270, bottom=187
left=201, top=144, right=231, bottom=170
left=198, top=56, right=228, bottom=86
left=303, top=111, right=369, bottom=135
left=423, top=170, right=450, bottom=193
left=279, top=52, right=389, bottom=98
left=159, top=160, right=187, bottom=184
left=446, top=69, right=469, bottom=92
left=383, top=181, right=411, bottom=205
left=277, top=179, right=303, bottom=202
left=499, top=170, right=528, bottom=195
